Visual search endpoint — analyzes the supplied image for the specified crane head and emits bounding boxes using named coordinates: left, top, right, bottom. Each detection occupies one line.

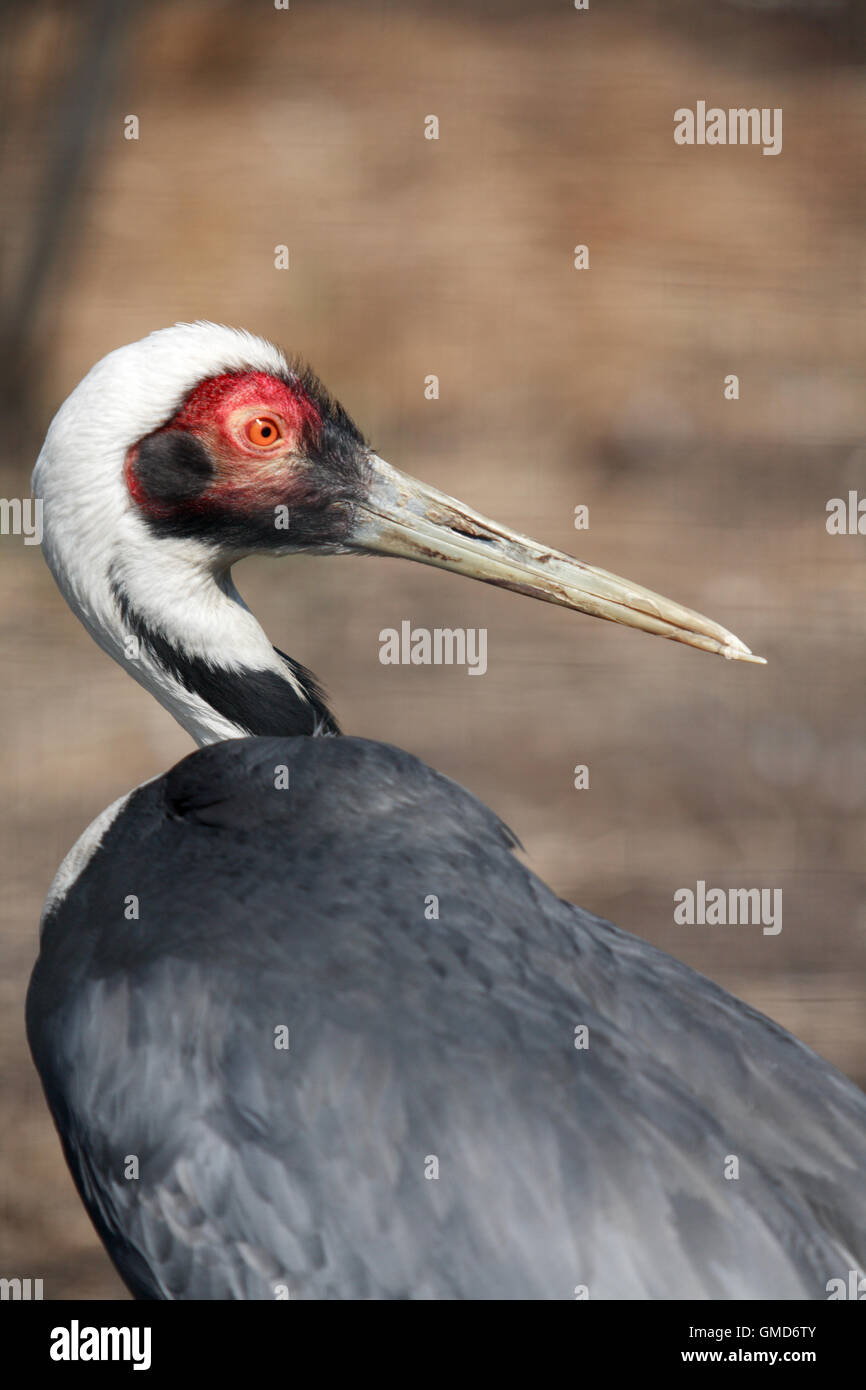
left=33, top=321, right=763, bottom=741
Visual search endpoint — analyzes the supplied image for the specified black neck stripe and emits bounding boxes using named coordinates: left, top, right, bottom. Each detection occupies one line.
left=110, top=580, right=340, bottom=738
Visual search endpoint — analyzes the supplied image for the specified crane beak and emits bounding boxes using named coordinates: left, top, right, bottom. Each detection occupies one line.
left=349, top=455, right=765, bottom=663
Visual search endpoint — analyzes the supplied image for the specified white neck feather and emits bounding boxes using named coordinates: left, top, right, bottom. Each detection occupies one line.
left=32, top=323, right=310, bottom=745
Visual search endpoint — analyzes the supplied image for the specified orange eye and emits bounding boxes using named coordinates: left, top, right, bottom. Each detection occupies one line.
left=246, top=416, right=282, bottom=447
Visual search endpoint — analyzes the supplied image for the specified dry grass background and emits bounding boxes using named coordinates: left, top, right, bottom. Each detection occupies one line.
left=1, top=0, right=864, bottom=1297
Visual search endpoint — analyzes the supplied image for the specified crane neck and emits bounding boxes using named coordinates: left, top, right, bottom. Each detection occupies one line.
left=105, top=560, right=339, bottom=746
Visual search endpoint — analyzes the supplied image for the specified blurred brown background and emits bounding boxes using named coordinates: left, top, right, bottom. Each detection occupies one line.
left=1, top=0, right=864, bottom=1298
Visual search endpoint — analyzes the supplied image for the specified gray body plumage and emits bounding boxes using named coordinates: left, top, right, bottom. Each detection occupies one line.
left=27, top=735, right=866, bottom=1300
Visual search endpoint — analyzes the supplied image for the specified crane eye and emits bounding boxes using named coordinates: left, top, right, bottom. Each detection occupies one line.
left=246, top=416, right=282, bottom=447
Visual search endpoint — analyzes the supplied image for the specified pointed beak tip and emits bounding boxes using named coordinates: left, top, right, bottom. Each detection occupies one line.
left=723, top=644, right=767, bottom=666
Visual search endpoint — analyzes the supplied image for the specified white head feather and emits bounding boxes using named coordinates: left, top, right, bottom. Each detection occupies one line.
left=32, top=322, right=306, bottom=745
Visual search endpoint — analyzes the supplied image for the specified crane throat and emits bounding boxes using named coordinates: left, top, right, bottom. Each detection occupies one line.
left=110, top=579, right=339, bottom=742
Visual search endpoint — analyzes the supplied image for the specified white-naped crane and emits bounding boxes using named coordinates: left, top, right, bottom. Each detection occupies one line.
left=27, top=322, right=865, bottom=1299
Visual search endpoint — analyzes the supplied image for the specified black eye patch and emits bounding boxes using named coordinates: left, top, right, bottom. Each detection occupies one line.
left=133, top=430, right=215, bottom=505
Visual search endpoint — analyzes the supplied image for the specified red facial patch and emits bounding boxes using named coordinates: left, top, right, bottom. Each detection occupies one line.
left=126, top=370, right=324, bottom=518
left=170, top=371, right=320, bottom=441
